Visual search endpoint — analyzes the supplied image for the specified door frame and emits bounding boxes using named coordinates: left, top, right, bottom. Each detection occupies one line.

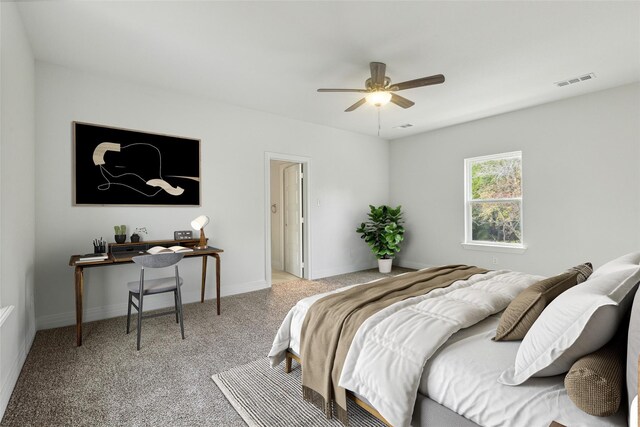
left=264, top=152, right=311, bottom=286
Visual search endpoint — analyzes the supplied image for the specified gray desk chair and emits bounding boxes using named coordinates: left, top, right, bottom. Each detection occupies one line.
left=127, top=252, right=185, bottom=350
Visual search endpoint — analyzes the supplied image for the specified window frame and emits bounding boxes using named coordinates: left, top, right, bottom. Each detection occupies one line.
left=462, top=151, right=526, bottom=253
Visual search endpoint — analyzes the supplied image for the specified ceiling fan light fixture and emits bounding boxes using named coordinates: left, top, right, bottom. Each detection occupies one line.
left=317, top=62, right=444, bottom=112
left=365, top=91, right=392, bottom=107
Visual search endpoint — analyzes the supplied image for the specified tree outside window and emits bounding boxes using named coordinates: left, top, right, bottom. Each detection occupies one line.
left=465, top=152, right=523, bottom=246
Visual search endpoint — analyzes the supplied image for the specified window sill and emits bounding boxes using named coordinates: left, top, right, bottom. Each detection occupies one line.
left=461, top=242, right=527, bottom=254
left=0, top=306, right=15, bottom=328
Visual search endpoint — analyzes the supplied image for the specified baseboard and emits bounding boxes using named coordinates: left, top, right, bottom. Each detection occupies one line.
left=396, top=260, right=435, bottom=270
left=0, top=325, right=36, bottom=421
left=228, top=279, right=269, bottom=296
left=312, top=262, right=377, bottom=280
left=36, top=279, right=269, bottom=331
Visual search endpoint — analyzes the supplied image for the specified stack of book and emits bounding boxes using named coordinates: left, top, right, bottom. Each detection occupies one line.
left=77, top=253, right=109, bottom=263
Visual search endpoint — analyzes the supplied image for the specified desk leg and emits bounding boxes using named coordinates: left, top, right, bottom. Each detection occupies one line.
left=75, top=266, right=84, bottom=347
left=214, top=254, right=221, bottom=315
left=201, top=256, right=208, bottom=303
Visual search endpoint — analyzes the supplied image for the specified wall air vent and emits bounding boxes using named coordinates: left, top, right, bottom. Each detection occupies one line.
left=393, top=123, right=414, bottom=129
left=555, top=73, right=596, bottom=87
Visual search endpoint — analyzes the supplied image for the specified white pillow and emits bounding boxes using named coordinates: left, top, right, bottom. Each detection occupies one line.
left=499, top=252, right=640, bottom=386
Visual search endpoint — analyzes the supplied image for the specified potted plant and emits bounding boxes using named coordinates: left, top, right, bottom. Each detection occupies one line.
left=130, top=227, right=147, bottom=243
left=356, top=205, right=405, bottom=273
left=114, top=225, right=127, bottom=244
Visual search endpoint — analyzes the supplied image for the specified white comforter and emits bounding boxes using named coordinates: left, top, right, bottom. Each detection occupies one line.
left=268, top=269, right=543, bottom=427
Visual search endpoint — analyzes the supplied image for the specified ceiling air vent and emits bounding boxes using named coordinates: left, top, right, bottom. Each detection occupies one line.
left=555, top=73, right=596, bottom=87
left=393, top=123, right=414, bottom=129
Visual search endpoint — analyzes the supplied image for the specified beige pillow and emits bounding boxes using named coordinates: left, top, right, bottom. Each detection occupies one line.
left=493, top=263, right=592, bottom=341
left=565, top=338, right=624, bottom=416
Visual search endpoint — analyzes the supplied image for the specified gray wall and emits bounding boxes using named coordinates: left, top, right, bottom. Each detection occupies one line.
left=34, top=63, right=388, bottom=329
left=0, top=3, right=36, bottom=418
left=390, top=83, right=640, bottom=275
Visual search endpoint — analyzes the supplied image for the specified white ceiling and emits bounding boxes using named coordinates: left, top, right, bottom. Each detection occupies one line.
left=16, top=1, right=640, bottom=140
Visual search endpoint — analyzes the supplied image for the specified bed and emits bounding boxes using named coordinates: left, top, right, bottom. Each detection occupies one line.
left=269, top=255, right=640, bottom=427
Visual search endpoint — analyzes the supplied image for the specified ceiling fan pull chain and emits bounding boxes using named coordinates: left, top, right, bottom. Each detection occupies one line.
left=377, top=107, right=381, bottom=137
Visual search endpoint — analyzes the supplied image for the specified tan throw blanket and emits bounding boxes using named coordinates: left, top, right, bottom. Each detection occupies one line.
left=300, top=265, right=488, bottom=424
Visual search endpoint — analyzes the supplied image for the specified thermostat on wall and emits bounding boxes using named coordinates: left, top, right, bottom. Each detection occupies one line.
left=174, top=230, right=193, bottom=240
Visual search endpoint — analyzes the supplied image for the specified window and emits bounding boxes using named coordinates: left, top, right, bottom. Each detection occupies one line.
left=464, top=151, right=524, bottom=251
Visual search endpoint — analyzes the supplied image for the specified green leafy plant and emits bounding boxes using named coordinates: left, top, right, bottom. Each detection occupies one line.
left=114, top=225, right=127, bottom=235
left=356, top=205, right=405, bottom=259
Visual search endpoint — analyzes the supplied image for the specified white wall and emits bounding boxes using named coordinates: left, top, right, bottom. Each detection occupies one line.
left=35, top=63, right=388, bottom=329
left=0, top=2, right=36, bottom=419
left=390, top=83, right=640, bottom=275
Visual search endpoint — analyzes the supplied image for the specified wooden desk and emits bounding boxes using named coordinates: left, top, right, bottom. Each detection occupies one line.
left=69, top=239, right=223, bottom=347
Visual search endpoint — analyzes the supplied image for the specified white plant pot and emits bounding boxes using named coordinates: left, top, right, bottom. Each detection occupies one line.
left=378, top=258, right=393, bottom=274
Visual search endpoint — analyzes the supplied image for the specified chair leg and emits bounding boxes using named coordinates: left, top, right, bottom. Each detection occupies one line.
left=136, top=292, right=144, bottom=351
left=176, top=286, right=185, bottom=340
left=126, top=292, right=133, bottom=334
left=174, top=290, right=179, bottom=323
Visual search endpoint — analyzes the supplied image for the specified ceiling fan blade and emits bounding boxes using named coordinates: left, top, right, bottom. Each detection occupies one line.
left=391, top=74, right=445, bottom=91
left=345, top=98, right=366, bottom=112
left=390, top=93, right=415, bottom=109
left=317, top=88, right=368, bottom=93
left=370, top=62, right=387, bottom=87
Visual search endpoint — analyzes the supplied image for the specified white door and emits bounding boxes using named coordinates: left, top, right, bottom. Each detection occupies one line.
left=284, top=164, right=303, bottom=277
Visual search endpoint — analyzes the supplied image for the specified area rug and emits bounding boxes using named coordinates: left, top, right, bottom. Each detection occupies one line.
left=212, top=358, right=385, bottom=427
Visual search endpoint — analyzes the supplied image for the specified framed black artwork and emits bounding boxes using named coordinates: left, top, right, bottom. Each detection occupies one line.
left=73, top=122, right=200, bottom=206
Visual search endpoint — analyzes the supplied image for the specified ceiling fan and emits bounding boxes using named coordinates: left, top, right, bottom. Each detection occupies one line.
left=318, top=62, right=445, bottom=112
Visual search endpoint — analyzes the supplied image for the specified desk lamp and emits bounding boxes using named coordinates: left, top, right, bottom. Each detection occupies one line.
left=191, top=215, right=210, bottom=250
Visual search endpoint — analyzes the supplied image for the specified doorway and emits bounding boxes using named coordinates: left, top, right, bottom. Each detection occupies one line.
left=265, top=153, right=309, bottom=284
left=270, top=160, right=303, bottom=283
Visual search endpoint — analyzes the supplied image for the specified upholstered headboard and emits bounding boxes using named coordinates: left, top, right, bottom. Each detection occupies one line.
left=627, top=283, right=640, bottom=412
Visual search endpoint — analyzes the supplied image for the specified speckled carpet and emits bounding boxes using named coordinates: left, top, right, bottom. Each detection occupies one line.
left=1, top=267, right=411, bottom=427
